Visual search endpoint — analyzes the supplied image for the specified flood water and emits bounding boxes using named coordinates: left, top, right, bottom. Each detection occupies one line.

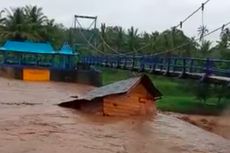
left=0, top=78, right=230, bottom=153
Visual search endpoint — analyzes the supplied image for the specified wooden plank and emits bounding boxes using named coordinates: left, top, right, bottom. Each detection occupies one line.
left=102, top=81, right=156, bottom=116
left=103, top=95, right=156, bottom=116
left=103, top=105, right=140, bottom=112
left=104, top=103, right=141, bottom=109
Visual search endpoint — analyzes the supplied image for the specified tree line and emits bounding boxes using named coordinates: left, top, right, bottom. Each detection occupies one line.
left=0, top=5, right=230, bottom=59
left=0, top=5, right=66, bottom=49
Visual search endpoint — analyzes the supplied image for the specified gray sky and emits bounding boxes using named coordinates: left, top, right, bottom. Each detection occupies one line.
left=0, top=0, right=229, bottom=42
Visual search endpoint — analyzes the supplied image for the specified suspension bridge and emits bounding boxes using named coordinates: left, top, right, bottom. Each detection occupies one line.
left=79, top=55, right=230, bottom=84
left=0, top=0, right=229, bottom=85
left=74, top=0, right=230, bottom=85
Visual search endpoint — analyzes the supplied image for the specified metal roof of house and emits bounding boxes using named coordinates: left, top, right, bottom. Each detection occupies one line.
left=65, top=75, right=162, bottom=103
left=59, top=43, right=75, bottom=55
left=0, top=40, right=55, bottom=54
left=0, top=40, right=76, bottom=55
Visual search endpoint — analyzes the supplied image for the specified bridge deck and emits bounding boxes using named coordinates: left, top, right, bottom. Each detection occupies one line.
left=91, top=61, right=230, bottom=84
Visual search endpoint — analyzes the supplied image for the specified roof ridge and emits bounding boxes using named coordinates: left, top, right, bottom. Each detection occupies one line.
left=78, top=75, right=151, bottom=101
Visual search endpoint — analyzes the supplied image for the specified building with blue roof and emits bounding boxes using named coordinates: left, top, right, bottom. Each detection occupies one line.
left=0, top=40, right=55, bottom=54
left=60, top=42, right=76, bottom=55
left=0, top=40, right=78, bottom=70
left=0, top=40, right=101, bottom=85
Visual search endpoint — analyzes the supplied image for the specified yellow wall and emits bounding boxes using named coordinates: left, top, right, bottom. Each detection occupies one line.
left=23, top=69, right=50, bottom=81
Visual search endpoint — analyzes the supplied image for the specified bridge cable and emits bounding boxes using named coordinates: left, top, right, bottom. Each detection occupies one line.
left=151, top=21, right=230, bottom=56
left=97, top=30, right=129, bottom=55
left=135, top=0, right=211, bottom=52
left=95, top=25, right=140, bottom=55
left=175, top=0, right=210, bottom=29
left=74, top=17, right=128, bottom=56
left=75, top=18, right=112, bottom=55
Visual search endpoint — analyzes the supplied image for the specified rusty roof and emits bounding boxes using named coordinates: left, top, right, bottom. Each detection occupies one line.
left=71, top=74, right=162, bottom=102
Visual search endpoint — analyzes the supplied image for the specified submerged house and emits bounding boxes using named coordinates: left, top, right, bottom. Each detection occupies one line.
left=60, top=75, right=162, bottom=116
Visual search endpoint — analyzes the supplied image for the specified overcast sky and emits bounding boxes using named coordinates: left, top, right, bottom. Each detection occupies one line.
left=0, top=0, right=229, bottom=42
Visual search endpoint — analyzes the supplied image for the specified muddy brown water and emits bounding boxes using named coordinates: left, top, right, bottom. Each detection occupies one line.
left=0, top=78, right=230, bottom=153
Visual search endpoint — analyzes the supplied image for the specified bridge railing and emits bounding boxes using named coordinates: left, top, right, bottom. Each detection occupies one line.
left=79, top=55, right=230, bottom=78
left=0, top=51, right=78, bottom=71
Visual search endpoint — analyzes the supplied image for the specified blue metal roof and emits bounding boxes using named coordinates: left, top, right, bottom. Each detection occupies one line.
left=0, top=40, right=55, bottom=54
left=59, top=42, right=76, bottom=55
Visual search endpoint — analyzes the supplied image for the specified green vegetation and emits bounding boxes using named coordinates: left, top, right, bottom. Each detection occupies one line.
left=0, top=5, right=66, bottom=49
left=0, top=5, right=229, bottom=115
left=101, top=67, right=229, bottom=115
left=0, top=5, right=230, bottom=59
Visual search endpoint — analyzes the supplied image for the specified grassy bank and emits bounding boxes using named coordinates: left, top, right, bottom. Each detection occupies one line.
left=99, top=67, right=228, bottom=115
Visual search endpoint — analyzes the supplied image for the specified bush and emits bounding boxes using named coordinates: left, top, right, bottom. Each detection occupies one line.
left=194, top=82, right=211, bottom=104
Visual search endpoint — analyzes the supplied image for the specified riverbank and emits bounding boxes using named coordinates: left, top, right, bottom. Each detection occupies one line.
left=167, top=112, right=230, bottom=140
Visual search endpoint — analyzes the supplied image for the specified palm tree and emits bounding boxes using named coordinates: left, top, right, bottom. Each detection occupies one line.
left=140, top=32, right=150, bottom=52
left=115, top=27, right=124, bottom=51
left=150, top=31, right=159, bottom=52
left=199, top=40, right=212, bottom=57
left=0, top=10, right=5, bottom=33
left=171, top=27, right=177, bottom=48
left=163, top=33, right=170, bottom=50
left=0, top=10, right=5, bottom=25
left=100, top=23, right=107, bottom=52
left=24, top=5, right=48, bottom=41
left=217, top=28, right=230, bottom=59
left=127, top=26, right=138, bottom=52
left=1, top=7, right=36, bottom=41
left=198, top=25, right=209, bottom=42
left=24, top=5, right=47, bottom=25
left=39, top=19, right=65, bottom=48
left=181, top=37, right=198, bottom=56
left=0, top=10, right=5, bottom=43
left=219, top=28, right=230, bottom=48
left=0, top=7, right=45, bottom=41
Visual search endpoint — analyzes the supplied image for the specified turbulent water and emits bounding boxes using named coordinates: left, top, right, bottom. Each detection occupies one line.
left=0, top=78, right=230, bottom=153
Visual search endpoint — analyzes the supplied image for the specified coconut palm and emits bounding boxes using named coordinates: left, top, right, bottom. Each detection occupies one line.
left=39, top=19, right=65, bottom=48
left=198, top=25, right=209, bottom=42
left=115, top=27, right=124, bottom=51
left=127, top=26, right=139, bottom=52
left=0, top=10, right=5, bottom=25
left=100, top=23, right=107, bottom=52
left=0, top=7, right=45, bottom=41
left=24, top=5, right=49, bottom=41
left=139, top=32, right=150, bottom=52
left=1, top=7, right=37, bottom=40
left=216, top=28, right=230, bottom=59
left=199, top=40, right=212, bottom=57
left=149, top=31, right=159, bottom=52
left=219, top=28, right=230, bottom=48
left=0, top=10, right=5, bottom=34
left=24, top=5, right=47, bottom=25
left=171, top=27, right=177, bottom=48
